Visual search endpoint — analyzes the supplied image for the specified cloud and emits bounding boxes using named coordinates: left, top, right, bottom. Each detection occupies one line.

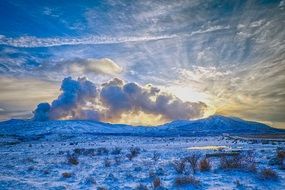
left=68, top=58, right=122, bottom=76
left=33, top=77, right=99, bottom=121
left=0, top=35, right=177, bottom=48
left=0, top=76, right=59, bottom=121
left=33, top=77, right=207, bottom=124
left=174, top=55, right=285, bottom=128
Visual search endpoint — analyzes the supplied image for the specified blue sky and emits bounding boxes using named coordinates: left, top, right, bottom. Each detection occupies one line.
left=0, top=0, right=284, bottom=128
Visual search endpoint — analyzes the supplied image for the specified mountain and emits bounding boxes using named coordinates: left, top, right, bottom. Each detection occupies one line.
left=0, top=115, right=284, bottom=138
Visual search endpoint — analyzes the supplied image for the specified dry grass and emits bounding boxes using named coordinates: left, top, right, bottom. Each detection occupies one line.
left=199, top=158, right=211, bottom=171
left=174, top=176, right=200, bottom=186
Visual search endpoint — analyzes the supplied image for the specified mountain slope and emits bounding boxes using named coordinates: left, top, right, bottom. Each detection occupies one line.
left=0, top=115, right=284, bottom=137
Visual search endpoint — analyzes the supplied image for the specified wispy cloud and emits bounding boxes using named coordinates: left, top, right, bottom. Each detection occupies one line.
left=0, top=35, right=177, bottom=48
left=0, top=24, right=232, bottom=48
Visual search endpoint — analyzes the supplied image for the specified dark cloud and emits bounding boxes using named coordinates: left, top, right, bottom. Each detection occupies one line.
left=33, top=77, right=207, bottom=123
left=33, top=77, right=99, bottom=121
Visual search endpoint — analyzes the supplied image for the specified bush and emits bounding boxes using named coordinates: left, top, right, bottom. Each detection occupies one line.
left=259, top=168, right=278, bottom=180
left=97, top=187, right=107, bottom=190
left=73, top=148, right=96, bottom=156
left=174, top=176, right=200, bottom=186
left=199, top=158, right=211, bottom=171
left=127, top=147, right=140, bottom=160
left=277, top=150, right=285, bottom=160
left=149, top=170, right=156, bottom=179
left=96, top=147, right=109, bottom=155
left=111, top=147, right=122, bottom=155
left=84, top=177, right=96, bottom=185
left=67, top=155, right=79, bottom=165
left=220, top=152, right=256, bottom=172
left=234, top=180, right=243, bottom=188
left=242, top=151, right=256, bottom=172
left=114, top=156, right=122, bottom=165
left=220, top=155, right=242, bottom=169
left=152, top=152, right=160, bottom=162
left=130, top=147, right=140, bottom=156
left=152, top=177, right=161, bottom=189
left=277, top=149, right=285, bottom=168
left=104, top=159, right=111, bottom=167
left=136, top=184, right=148, bottom=190
left=184, top=154, right=201, bottom=173
left=173, top=160, right=186, bottom=174
left=62, top=172, right=72, bottom=178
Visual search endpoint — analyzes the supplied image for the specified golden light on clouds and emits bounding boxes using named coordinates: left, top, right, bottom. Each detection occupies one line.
left=0, top=76, right=59, bottom=120
left=107, top=111, right=166, bottom=126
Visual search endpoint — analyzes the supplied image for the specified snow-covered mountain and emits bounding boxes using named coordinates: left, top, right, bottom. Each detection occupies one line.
left=0, top=115, right=284, bottom=138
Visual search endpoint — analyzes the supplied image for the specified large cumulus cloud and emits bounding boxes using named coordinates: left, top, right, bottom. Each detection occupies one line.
left=33, top=77, right=99, bottom=121
left=33, top=77, right=207, bottom=124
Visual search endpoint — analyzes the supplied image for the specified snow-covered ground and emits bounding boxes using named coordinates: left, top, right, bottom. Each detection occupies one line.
left=0, top=134, right=284, bottom=190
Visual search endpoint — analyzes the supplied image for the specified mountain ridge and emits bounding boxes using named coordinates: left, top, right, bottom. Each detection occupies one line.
left=0, top=115, right=284, bottom=137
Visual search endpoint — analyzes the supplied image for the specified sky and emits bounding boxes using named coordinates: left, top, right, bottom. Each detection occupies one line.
left=0, top=0, right=284, bottom=128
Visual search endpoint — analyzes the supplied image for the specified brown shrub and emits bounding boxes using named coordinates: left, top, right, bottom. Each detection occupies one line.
left=114, top=156, right=122, bottom=165
left=173, top=160, right=186, bottom=174
left=73, top=148, right=96, bottom=156
left=276, top=150, right=285, bottom=166
left=277, top=150, right=285, bottom=158
left=111, top=147, right=122, bottom=155
left=67, top=155, right=79, bottom=165
left=174, top=176, right=200, bottom=186
left=152, top=152, right=160, bottom=162
left=135, top=184, right=148, bottom=190
left=104, top=159, right=111, bottom=167
left=152, top=177, right=161, bottom=189
left=96, top=147, right=109, bottom=155
left=62, top=172, right=72, bottom=178
left=84, top=176, right=96, bottom=185
left=184, top=154, right=201, bottom=173
left=97, top=187, right=108, bottom=190
left=242, top=151, right=256, bottom=172
left=130, top=147, right=140, bottom=156
left=127, top=147, right=140, bottom=160
left=220, top=152, right=257, bottom=172
left=220, top=155, right=242, bottom=169
left=199, top=158, right=211, bottom=171
left=149, top=170, right=156, bottom=179
left=259, top=168, right=278, bottom=180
